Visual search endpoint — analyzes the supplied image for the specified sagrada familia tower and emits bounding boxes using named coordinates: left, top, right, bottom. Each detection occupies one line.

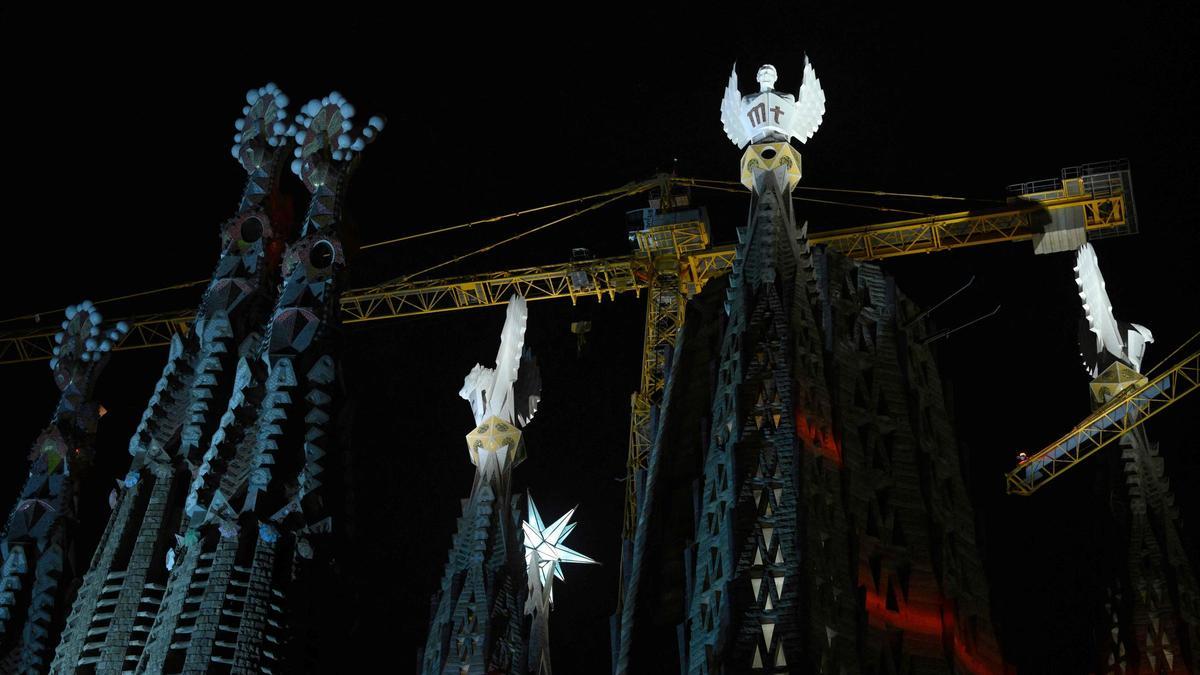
left=610, top=61, right=1006, bottom=674
left=0, top=302, right=128, bottom=672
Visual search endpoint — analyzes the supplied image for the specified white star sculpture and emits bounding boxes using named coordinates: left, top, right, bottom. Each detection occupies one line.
left=522, top=494, right=597, bottom=604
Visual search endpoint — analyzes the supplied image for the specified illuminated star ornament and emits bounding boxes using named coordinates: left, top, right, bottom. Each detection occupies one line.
left=522, top=494, right=597, bottom=608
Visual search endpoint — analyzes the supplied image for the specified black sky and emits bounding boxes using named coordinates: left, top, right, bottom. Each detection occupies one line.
left=2, top=6, right=1199, bottom=673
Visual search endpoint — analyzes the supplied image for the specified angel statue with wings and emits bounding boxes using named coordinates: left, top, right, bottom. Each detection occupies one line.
left=720, top=59, right=827, bottom=148
left=458, top=295, right=542, bottom=480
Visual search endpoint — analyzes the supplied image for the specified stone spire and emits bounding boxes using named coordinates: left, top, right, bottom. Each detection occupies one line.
left=422, top=295, right=543, bottom=674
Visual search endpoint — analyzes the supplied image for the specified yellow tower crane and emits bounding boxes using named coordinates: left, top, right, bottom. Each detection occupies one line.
left=0, top=164, right=1137, bottom=538
left=0, top=167, right=1132, bottom=362
left=0, top=161, right=1142, bottom=621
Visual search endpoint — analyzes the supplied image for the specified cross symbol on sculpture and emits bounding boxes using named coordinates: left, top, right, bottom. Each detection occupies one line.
left=771, top=105, right=784, bottom=123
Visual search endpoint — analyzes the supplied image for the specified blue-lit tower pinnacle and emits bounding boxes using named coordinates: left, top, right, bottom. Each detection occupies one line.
left=51, top=83, right=301, bottom=673
left=0, top=302, right=128, bottom=672
left=132, top=90, right=384, bottom=673
left=50, top=84, right=385, bottom=673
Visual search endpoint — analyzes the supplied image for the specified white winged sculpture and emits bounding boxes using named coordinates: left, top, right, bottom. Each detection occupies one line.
left=459, top=295, right=541, bottom=428
left=720, top=59, right=827, bottom=148
left=1074, top=243, right=1154, bottom=376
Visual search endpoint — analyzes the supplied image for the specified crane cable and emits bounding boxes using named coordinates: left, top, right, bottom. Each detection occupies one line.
left=360, top=182, right=644, bottom=250
left=0, top=177, right=975, bottom=326
left=398, top=182, right=654, bottom=281
left=0, top=278, right=210, bottom=327
left=0, top=182, right=651, bottom=327
left=1143, top=327, right=1200, bottom=379
left=686, top=182, right=934, bottom=216
left=674, top=177, right=1003, bottom=203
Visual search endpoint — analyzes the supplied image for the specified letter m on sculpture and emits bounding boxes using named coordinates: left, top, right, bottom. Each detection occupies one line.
left=746, top=102, right=767, bottom=126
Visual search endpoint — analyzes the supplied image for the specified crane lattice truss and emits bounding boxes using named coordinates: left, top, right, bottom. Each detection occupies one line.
left=0, top=184, right=1127, bottom=365
left=0, top=173, right=1135, bottom=549
left=0, top=169, right=1142, bottom=547
left=1006, top=349, right=1200, bottom=496
left=817, top=187, right=1126, bottom=259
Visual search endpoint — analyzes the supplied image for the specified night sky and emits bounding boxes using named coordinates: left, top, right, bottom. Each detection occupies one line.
left=2, top=6, right=1199, bottom=673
